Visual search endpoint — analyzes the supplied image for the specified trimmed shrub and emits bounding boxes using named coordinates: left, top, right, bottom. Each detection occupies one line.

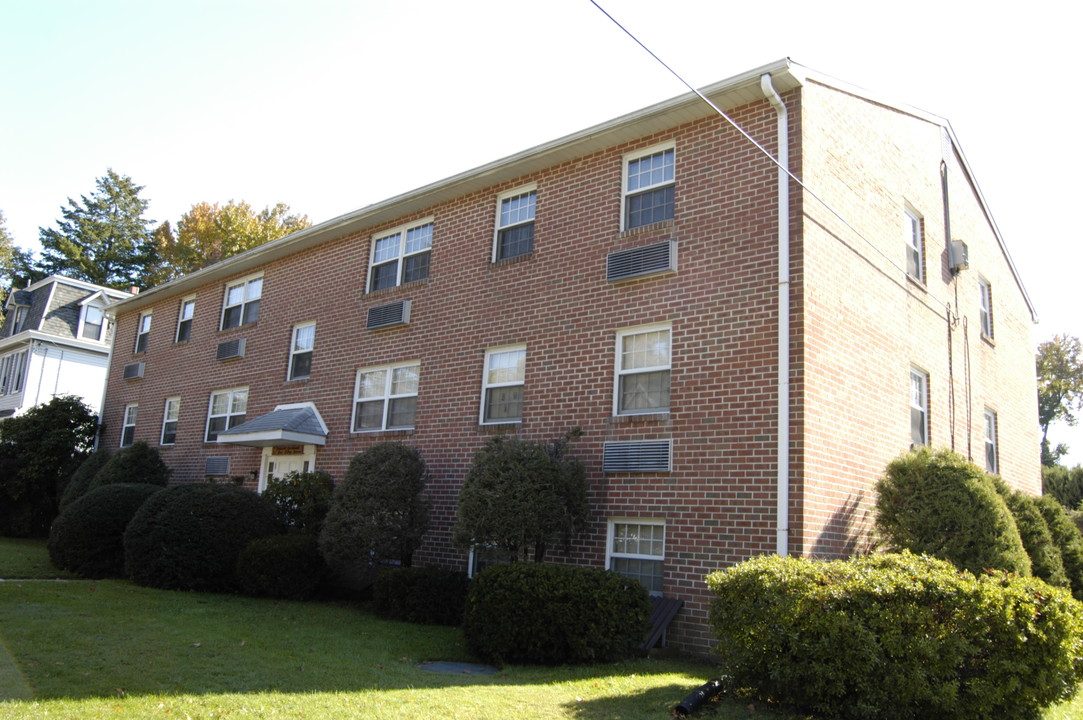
left=1043, top=464, right=1083, bottom=510
left=262, top=470, right=334, bottom=535
left=993, top=479, right=1069, bottom=588
left=235, top=534, right=326, bottom=600
left=875, top=448, right=1030, bottom=576
left=88, top=441, right=171, bottom=493
left=48, top=483, right=162, bottom=578
left=372, top=566, right=470, bottom=626
left=124, top=483, right=281, bottom=592
left=58, top=449, right=111, bottom=512
left=1035, top=494, right=1083, bottom=601
left=464, top=563, right=650, bottom=665
left=320, top=443, right=430, bottom=578
left=706, top=552, right=1083, bottom=720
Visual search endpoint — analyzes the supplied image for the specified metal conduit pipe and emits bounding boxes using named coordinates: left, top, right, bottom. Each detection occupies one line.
left=761, top=73, right=790, bottom=557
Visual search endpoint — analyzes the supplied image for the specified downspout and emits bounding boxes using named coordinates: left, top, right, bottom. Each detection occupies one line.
left=762, top=73, right=790, bottom=557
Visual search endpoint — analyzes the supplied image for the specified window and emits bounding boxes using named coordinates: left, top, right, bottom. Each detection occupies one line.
left=494, top=188, right=536, bottom=261
left=161, top=397, right=180, bottom=446
left=121, top=404, right=138, bottom=447
left=221, top=275, right=262, bottom=329
left=11, top=306, right=29, bottom=334
left=368, top=220, right=433, bottom=292
left=979, top=279, right=994, bottom=339
left=288, top=323, right=315, bottom=380
left=607, top=520, right=665, bottom=595
left=205, top=387, right=248, bottom=442
left=615, top=325, right=671, bottom=415
left=351, top=362, right=419, bottom=432
left=623, top=145, right=674, bottom=230
left=0, top=351, right=27, bottom=395
left=80, top=305, right=105, bottom=341
left=175, top=298, right=195, bottom=342
left=134, top=313, right=151, bottom=354
left=910, top=367, right=929, bottom=447
left=904, top=207, right=924, bottom=283
left=481, top=346, right=525, bottom=424
left=984, top=408, right=999, bottom=474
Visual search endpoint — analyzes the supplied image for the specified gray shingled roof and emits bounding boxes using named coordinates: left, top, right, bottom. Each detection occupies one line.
left=218, top=405, right=327, bottom=446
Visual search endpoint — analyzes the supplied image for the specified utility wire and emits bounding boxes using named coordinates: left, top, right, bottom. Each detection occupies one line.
left=588, top=0, right=954, bottom=316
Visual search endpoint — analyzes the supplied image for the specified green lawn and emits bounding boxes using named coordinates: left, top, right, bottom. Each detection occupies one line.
left=2, top=538, right=1080, bottom=719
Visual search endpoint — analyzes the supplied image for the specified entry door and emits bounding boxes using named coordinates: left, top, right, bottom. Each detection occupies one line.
left=258, top=446, right=316, bottom=493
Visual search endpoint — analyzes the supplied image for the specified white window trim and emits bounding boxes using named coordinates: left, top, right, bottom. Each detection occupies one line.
left=492, top=185, right=537, bottom=262
left=0, top=350, right=27, bottom=396
left=367, top=217, right=434, bottom=293
left=910, top=366, right=929, bottom=447
left=134, top=312, right=152, bottom=354
left=220, top=273, right=263, bottom=330
left=904, top=205, right=924, bottom=283
left=979, top=278, right=994, bottom=339
left=121, top=404, right=138, bottom=448
left=350, top=361, right=420, bottom=432
left=984, top=407, right=999, bottom=474
left=288, top=322, right=316, bottom=381
left=614, top=323, right=672, bottom=416
left=621, top=142, right=675, bottom=232
left=77, top=302, right=107, bottom=343
left=605, top=518, right=666, bottom=596
left=175, top=297, right=196, bottom=343
left=479, top=344, right=526, bottom=425
left=160, top=397, right=180, bottom=446
left=205, top=387, right=248, bottom=443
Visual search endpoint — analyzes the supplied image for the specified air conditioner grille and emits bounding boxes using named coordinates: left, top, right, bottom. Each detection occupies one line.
left=603, top=440, right=672, bottom=473
left=607, top=240, right=675, bottom=282
left=205, top=457, right=230, bottom=476
left=122, top=362, right=145, bottom=380
left=216, top=338, right=246, bottom=360
left=367, top=300, right=412, bottom=329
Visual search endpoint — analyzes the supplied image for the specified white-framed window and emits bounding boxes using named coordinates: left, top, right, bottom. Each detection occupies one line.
left=622, top=144, right=675, bottom=231
left=606, top=519, right=665, bottom=596
left=984, top=408, right=999, bottom=474
left=160, top=397, right=180, bottom=446
left=175, top=298, right=195, bottom=342
left=79, top=304, right=106, bottom=342
left=494, top=187, right=536, bottom=261
left=205, top=387, right=248, bottom=442
left=0, top=350, right=27, bottom=395
left=615, top=324, right=671, bottom=415
left=134, top=312, right=151, bottom=354
left=288, top=322, right=315, bottom=381
left=368, top=219, right=433, bottom=292
left=904, top=207, right=924, bottom=283
left=221, top=275, right=263, bottom=330
left=11, top=306, right=29, bottom=334
left=979, top=279, right=994, bottom=339
left=351, top=361, right=419, bottom=432
left=121, top=404, right=138, bottom=447
left=910, top=367, right=929, bottom=447
left=481, top=345, right=525, bottom=424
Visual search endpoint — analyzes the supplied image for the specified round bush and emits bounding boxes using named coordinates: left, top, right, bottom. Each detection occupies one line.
left=372, top=566, right=470, bottom=625
left=1035, top=495, right=1083, bottom=601
left=58, top=449, right=111, bottom=512
left=464, top=563, right=650, bottom=665
left=235, top=534, right=326, bottom=600
left=876, top=448, right=1030, bottom=576
left=707, top=552, right=1083, bottom=720
left=123, top=483, right=281, bottom=592
left=998, top=485, right=1069, bottom=588
left=88, top=441, right=171, bottom=492
left=48, top=483, right=162, bottom=578
left=262, top=470, right=334, bottom=535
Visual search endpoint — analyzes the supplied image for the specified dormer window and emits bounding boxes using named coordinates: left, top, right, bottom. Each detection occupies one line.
left=11, top=306, right=28, bottom=334
left=81, top=305, right=105, bottom=341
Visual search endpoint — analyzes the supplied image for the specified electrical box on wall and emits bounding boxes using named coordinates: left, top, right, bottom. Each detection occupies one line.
left=951, top=240, right=969, bottom=273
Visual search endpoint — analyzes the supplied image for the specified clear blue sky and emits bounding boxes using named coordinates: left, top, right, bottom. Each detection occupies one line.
left=2, top=0, right=1080, bottom=461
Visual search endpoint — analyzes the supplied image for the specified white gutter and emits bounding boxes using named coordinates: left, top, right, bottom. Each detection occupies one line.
left=762, top=73, right=790, bottom=557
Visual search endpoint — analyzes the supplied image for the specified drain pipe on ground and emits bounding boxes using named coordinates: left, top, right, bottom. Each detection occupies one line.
left=761, top=72, right=790, bottom=557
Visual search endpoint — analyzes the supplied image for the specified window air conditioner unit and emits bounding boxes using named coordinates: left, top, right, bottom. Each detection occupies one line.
left=205, top=457, right=231, bottom=476
left=367, top=300, right=412, bottom=330
left=607, top=240, right=676, bottom=283
left=122, top=362, right=145, bottom=380
left=602, top=440, right=672, bottom=473
left=216, top=338, right=246, bottom=361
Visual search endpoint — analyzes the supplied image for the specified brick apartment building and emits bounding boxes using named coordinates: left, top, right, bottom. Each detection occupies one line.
left=100, top=59, right=1040, bottom=653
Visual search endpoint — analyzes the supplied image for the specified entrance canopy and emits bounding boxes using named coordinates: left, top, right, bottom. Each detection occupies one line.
left=217, top=402, right=328, bottom=447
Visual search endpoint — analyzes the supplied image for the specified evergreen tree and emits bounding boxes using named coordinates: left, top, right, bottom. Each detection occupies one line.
left=37, top=169, right=157, bottom=289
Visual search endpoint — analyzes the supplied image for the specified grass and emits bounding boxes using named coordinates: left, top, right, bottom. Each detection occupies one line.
left=0, top=538, right=802, bottom=720
left=1, top=538, right=1080, bottom=719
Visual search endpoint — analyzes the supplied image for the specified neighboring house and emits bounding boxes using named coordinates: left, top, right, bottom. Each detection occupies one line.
left=99, top=59, right=1040, bottom=654
left=0, top=276, right=131, bottom=419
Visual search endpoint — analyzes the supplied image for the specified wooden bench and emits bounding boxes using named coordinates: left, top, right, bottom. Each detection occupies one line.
left=641, top=596, right=684, bottom=650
